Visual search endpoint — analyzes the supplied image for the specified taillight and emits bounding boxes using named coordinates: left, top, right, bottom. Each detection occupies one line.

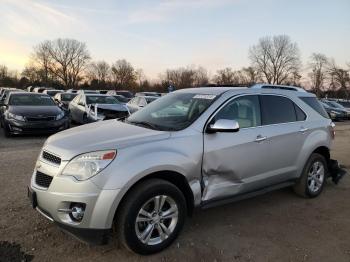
left=329, top=122, right=335, bottom=140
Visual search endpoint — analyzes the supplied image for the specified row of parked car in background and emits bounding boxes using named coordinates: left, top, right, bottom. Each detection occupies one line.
left=0, top=85, right=350, bottom=137
left=0, top=86, right=164, bottom=137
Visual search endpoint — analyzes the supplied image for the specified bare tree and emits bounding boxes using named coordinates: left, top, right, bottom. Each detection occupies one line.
left=328, top=59, right=350, bottom=97
left=87, top=61, right=110, bottom=82
left=31, top=41, right=52, bottom=85
left=240, top=67, right=260, bottom=85
left=213, top=67, right=236, bottom=85
left=161, top=66, right=208, bottom=89
left=307, top=53, right=329, bottom=96
left=30, top=39, right=91, bottom=89
left=249, top=35, right=301, bottom=84
left=111, top=59, right=136, bottom=89
left=193, top=66, right=209, bottom=86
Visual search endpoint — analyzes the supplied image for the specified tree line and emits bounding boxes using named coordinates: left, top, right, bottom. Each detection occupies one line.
left=1, top=35, right=349, bottom=98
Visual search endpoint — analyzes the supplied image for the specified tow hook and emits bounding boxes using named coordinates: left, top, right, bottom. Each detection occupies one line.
left=328, top=159, right=347, bottom=184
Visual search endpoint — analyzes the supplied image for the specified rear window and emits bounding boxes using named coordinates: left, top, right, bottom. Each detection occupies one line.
left=300, top=97, right=329, bottom=119
left=260, top=95, right=297, bottom=125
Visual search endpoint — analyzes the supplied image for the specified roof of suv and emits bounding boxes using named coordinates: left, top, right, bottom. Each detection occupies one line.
left=176, top=86, right=313, bottom=97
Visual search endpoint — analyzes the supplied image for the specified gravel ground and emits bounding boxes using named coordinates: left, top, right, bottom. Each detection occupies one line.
left=0, top=122, right=349, bottom=262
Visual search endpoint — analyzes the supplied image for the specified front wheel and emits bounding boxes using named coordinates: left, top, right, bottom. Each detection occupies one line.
left=116, top=179, right=187, bottom=255
left=293, top=153, right=327, bottom=198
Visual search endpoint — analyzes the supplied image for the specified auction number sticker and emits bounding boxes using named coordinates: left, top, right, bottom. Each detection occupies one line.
left=193, top=94, right=216, bottom=100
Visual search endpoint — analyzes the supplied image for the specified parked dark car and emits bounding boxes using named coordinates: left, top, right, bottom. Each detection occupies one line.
left=127, top=95, right=159, bottom=113
left=0, top=92, right=70, bottom=137
left=320, top=101, right=346, bottom=121
left=69, top=94, right=129, bottom=124
left=135, top=92, right=162, bottom=97
left=53, top=92, right=77, bottom=110
left=323, top=100, right=350, bottom=119
left=337, top=100, right=350, bottom=109
left=0, top=89, right=21, bottom=105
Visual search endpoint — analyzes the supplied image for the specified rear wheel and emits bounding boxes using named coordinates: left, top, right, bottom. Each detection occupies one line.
left=294, top=153, right=327, bottom=198
left=116, top=179, right=187, bottom=255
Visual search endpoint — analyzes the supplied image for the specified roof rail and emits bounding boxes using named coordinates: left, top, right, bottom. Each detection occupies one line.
left=250, top=84, right=307, bottom=92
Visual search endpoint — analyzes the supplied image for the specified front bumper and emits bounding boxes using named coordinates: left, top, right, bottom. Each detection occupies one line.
left=28, top=158, right=121, bottom=244
left=5, top=117, right=69, bottom=134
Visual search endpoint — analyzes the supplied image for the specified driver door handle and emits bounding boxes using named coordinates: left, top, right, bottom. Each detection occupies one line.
left=299, top=127, right=309, bottom=133
left=255, top=135, right=267, bottom=143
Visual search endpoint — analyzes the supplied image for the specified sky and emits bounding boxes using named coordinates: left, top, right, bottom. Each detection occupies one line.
left=0, top=0, right=349, bottom=80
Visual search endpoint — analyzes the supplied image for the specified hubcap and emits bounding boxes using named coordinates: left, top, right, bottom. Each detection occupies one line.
left=135, top=195, right=178, bottom=245
left=307, top=161, right=325, bottom=193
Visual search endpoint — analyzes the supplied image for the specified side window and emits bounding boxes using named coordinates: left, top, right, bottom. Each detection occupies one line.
left=294, top=104, right=306, bottom=121
left=215, top=95, right=261, bottom=128
left=260, top=95, right=297, bottom=125
left=300, top=97, right=329, bottom=119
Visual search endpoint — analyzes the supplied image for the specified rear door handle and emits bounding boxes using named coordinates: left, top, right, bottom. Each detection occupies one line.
left=255, top=135, right=267, bottom=142
left=299, top=127, right=309, bottom=133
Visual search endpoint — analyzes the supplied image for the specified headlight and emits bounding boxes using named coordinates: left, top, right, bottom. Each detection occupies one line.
left=8, top=112, right=25, bottom=121
left=56, top=111, right=65, bottom=120
left=61, top=150, right=116, bottom=181
left=331, top=110, right=339, bottom=115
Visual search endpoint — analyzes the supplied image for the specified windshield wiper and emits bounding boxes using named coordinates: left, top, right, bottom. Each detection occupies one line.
left=126, top=120, right=160, bottom=130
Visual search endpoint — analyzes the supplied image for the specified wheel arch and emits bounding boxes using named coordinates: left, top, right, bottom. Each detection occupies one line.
left=112, top=170, right=196, bottom=225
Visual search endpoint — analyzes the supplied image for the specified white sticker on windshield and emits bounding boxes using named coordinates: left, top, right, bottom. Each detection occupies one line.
left=40, top=96, right=50, bottom=99
left=193, top=94, right=216, bottom=100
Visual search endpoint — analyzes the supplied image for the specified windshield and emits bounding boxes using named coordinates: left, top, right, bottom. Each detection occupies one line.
left=338, top=101, right=350, bottom=107
left=114, top=95, right=128, bottom=103
left=86, top=95, right=119, bottom=105
left=9, top=94, right=56, bottom=106
left=327, top=101, right=344, bottom=109
left=116, top=91, right=133, bottom=98
left=127, top=92, right=217, bottom=131
left=61, top=93, right=77, bottom=101
left=46, top=90, right=61, bottom=96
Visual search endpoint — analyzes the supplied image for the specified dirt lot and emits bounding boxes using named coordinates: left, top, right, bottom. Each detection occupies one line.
left=0, top=123, right=349, bottom=262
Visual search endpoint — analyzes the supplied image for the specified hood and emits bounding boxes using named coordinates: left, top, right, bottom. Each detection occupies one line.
left=90, top=103, right=128, bottom=112
left=9, top=106, right=62, bottom=117
left=44, top=120, right=170, bottom=160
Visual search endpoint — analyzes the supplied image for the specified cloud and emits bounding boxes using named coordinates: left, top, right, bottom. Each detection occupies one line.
left=127, top=0, right=237, bottom=24
left=0, top=0, right=81, bottom=36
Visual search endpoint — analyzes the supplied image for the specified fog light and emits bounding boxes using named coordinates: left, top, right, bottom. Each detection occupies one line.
left=69, top=203, right=85, bottom=222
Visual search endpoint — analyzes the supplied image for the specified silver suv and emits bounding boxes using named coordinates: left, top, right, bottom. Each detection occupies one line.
left=28, top=86, right=341, bottom=254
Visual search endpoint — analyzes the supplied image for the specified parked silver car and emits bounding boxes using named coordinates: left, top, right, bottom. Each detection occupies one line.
left=28, top=86, right=345, bottom=254
left=69, top=93, right=129, bottom=124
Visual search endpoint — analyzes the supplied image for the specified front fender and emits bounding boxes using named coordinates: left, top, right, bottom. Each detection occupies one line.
left=90, top=135, right=203, bottom=228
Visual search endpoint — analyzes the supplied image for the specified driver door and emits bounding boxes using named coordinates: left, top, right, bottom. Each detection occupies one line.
left=202, top=95, right=271, bottom=201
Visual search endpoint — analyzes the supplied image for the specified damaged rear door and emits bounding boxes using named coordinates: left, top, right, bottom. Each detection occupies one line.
left=202, top=95, right=271, bottom=201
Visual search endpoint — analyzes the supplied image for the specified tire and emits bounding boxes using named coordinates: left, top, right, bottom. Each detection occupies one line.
left=116, top=179, right=187, bottom=255
left=82, top=114, right=88, bottom=124
left=293, top=153, right=328, bottom=198
left=3, top=123, right=11, bottom=137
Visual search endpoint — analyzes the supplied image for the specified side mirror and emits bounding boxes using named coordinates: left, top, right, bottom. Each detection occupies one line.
left=206, top=119, right=240, bottom=133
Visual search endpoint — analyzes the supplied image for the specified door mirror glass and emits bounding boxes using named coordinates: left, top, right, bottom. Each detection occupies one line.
left=207, top=119, right=240, bottom=133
